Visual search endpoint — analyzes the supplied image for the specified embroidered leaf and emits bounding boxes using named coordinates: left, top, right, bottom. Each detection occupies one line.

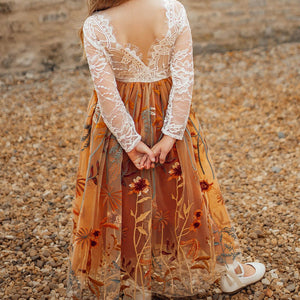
left=122, top=275, right=130, bottom=281
left=136, top=211, right=151, bottom=223
left=164, top=267, right=176, bottom=278
left=191, top=264, right=206, bottom=270
left=88, top=281, right=100, bottom=296
left=137, top=226, right=147, bottom=235
left=178, top=211, right=184, bottom=219
left=148, top=219, right=152, bottom=232
left=172, top=277, right=181, bottom=281
left=102, top=223, right=119, bottom=230
left=130, top=210, right=135, bottom=217
left=140, top=258, right=151, bottom=265
left=137, top=196, right=150, bottom=204
left=88, top=276, right=104, bottom=287
left=177, top=196, right=184, bottom=207
left=195, top=256, right=211, bottom=261
left=155, top=275, right=165, bottom=282
left=169, top=256, right=176, bottom=262
left=120, top=284, right=130, bottom=291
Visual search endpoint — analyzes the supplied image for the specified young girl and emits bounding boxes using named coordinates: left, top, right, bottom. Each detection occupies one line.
left=67, top=0, right=265, bottom=299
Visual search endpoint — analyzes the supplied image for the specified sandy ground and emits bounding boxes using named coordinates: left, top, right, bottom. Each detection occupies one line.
left=0, top=42, right=299, bottom=299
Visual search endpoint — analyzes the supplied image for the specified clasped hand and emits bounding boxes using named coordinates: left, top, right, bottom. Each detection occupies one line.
left=127, top=135, right=176, bottom=170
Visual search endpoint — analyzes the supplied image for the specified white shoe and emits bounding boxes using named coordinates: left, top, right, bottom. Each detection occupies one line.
left=220, top=262, right=266, bottom=294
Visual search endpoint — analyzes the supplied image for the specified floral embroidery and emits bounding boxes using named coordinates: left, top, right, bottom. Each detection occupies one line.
left=129, top=176, right=150, bottom=196
left=153, top=210, right=170, bottom=231
left=194, top=209, right=203, bottom=219
left=168, top=161, right=182, bottom=180
left=189, top=219, right=202, bottom=232
left=200, top=180, right=213, bottom=192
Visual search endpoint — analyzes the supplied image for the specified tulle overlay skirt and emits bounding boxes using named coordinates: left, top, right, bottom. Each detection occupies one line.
left=67, top=77, right=242, bottom=299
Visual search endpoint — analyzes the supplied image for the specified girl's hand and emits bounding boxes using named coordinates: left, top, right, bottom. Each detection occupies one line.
left=149, top=135, right=176, bottom=166
left=127, top=141, right=156, bottom=170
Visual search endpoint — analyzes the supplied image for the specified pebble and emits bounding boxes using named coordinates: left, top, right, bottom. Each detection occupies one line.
left=271, top=166, right=281, bottom=173
left=265, top=288, right=273, bottom=297
left=286, top=283, right=296, bottom=292
left=278, top=132, right=285, bottom=139
left=42, top=250, right=51, bottom=257
left=262, top=278, right=270, bottom=285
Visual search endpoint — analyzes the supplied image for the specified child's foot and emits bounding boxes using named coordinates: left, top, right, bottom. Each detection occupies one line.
left=235, top=263, right=256, bottom=277
left=220, top=262, right=266, bottom=294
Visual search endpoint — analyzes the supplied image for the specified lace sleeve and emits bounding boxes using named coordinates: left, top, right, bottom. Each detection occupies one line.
left=161, top=3, right=194, bottom=140
left=83, top=16, right=141, bottom=153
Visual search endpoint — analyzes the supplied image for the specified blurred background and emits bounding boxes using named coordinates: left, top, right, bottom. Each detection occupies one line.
left=0, top=0, right=299, bottom=75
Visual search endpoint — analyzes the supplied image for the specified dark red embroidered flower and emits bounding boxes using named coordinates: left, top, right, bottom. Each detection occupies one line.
left=90, top=240, right=98, bottom=247
left=168, top=162, right=182, bottom=180
left=189, top=220, right=202, bottom=232
left=129, top=176, right=150, bottom=196
left=200, top=180, right=213, bottom=192
left=194, top=209, right=203, bottom=219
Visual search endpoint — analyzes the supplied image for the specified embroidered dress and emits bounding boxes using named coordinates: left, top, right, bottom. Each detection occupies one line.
left=68, top=0, right=242, bottom=299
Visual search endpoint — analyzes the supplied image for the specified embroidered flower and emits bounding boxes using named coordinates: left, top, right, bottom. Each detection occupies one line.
left=74, top=228, right=92, bottom=247
left=90, top=240, right=98, bottom=247
left=168, top=162, right=182, bottom=180
left=189, top=220, right=202, bottom=232
left=92, top=230, right=101, bottom=237
left=129, top=176, right=150, bottom=196
left=153, top=210, right=170, bottom=231
left=200, top=180, right=213, bottom=192
left=194, top=209, right=203, bottom=220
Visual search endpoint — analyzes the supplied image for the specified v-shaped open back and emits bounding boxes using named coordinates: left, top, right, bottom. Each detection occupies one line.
left=83, top=0, right=190, bottom=82
left=98, top=0, right=170, bottom=67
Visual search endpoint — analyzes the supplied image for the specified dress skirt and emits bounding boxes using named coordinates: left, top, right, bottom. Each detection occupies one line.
left=67, top=77, right=242, bottom=299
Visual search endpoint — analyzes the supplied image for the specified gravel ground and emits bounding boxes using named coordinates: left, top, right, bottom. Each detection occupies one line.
left=0, top=42, right=299, bottom=300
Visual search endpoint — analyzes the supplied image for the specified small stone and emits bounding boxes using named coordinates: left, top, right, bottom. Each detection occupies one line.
left=29, top=249, right=37, bottom=257
left=277, top=132, right=285, bottom=138
left=254, top=290, right=264, bottom=300
left=270, top=270, right=278, bottom=279
left=265, top=288, right=273, bottom=297
left=42, top=250, right=50, bottom=257
left=277, top=281, right=283, bottom=287
left=61, top=184, right=68, bottom=191
left=262, top=278, right=270, bottom=285
left=254, top=229, right=264, bottom=238
left=49, top=282, right=57, bottom=290
left=286, top=283, right=295, bottom=292
left=31, top=255, right=40, bottom=261
left=271, top=166, right=281, bottom=173
left=43, top=285, right=50, bottom=294
left=36, top=260, right=45, bottom=268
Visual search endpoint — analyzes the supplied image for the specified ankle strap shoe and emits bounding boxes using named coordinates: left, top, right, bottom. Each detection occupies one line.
left=220, top=262, right=266, bottom=294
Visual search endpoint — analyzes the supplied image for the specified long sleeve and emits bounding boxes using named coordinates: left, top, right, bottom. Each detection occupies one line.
left=83, top=17, right=141, bottom=153
left=161, top=3, right=194, bottom=140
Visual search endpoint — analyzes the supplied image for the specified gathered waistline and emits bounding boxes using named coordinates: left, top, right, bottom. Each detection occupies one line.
left=116, top=75, right=172, bottom=84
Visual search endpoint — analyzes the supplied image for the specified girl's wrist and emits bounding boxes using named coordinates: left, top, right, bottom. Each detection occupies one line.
left=163, top=135, right=176, bottom=143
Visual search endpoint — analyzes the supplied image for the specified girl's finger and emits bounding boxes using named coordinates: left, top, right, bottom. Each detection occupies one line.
left=141, top=144, right=155, bottom=163
left=140, top=154, right=148, bottom=168
left=159, top=151, right=167, bottom=164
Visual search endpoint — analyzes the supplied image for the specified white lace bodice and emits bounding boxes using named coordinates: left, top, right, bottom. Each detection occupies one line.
left=83, top=0, right=194, bottom=152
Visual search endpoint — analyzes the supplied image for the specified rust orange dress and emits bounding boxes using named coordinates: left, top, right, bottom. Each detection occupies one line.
left=67, top=0, right=242, bottom=299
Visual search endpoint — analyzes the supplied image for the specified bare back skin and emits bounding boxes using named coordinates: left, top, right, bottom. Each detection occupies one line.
left=101, top=0, right=169, bottom=65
